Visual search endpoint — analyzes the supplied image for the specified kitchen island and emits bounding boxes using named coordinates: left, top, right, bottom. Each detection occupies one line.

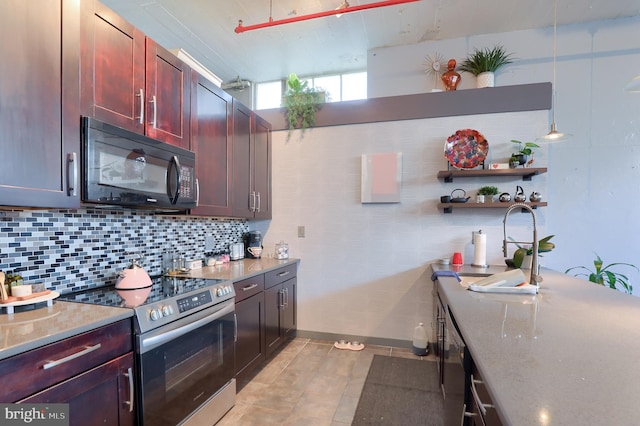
left=433, top=263, right=640, bottom=425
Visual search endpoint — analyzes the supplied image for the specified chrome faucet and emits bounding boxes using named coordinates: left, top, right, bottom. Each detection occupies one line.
left=502, top=203, right=542, bottom=288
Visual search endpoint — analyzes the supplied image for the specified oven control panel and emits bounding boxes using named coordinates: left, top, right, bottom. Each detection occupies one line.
left=177, top=291, right=213, bottom=313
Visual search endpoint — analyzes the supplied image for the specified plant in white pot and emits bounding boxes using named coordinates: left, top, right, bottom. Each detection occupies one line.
left=459, top=45, right=515, bottom=88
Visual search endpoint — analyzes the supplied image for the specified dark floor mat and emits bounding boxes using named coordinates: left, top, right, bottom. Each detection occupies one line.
left=352, top=355, right=444, bottom=426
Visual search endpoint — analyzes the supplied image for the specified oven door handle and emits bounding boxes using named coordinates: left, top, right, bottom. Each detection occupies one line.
left=139, top=301, right=235, bottom=353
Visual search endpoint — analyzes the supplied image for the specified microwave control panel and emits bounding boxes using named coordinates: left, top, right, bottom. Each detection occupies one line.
left=179, top=165, right=194, bottom=199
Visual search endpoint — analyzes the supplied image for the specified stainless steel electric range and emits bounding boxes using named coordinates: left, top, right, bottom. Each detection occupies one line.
left=59, top=275, right=237, bottom=426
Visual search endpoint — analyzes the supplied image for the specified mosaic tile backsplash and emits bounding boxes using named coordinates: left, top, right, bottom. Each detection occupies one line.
left=0, top=209, right=248, bottom=294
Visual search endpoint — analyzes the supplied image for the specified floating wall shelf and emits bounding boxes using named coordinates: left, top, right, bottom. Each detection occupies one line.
left=437, top=168, right=547, bottom=183
left=438, top=201, right=548, bottom=214
left=259, top=83, right=552, bottom=131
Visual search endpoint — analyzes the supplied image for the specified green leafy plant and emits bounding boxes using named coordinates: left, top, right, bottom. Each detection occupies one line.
left=510, top=235, right=555, bottom=268
left=510, top=139, right=540, bottom=166
left=478, top=185, right=499, bottom=196
left=565, top=254, right=638, bottom=294
left=282, top=73, right=324, bottom=140
left=458, top=45, right=515, bottom=76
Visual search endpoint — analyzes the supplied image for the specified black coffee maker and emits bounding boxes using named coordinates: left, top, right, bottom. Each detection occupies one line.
left=243, top=231, right=263, bottom=259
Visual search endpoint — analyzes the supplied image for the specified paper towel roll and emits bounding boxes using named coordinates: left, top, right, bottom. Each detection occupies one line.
left=472, top=231, right=487, bottom=267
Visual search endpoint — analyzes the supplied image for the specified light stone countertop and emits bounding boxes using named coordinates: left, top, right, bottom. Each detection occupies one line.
left=433, top=263, right=640, bottom=425
left=170, top=257, right=299, bottom=281
left=0, top=258, right=299, bottom=362
left=0, top=301, right=133, bottom=361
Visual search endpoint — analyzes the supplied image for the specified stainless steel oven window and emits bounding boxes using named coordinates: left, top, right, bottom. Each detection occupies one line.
left=137, top=302, right=235, bottom=426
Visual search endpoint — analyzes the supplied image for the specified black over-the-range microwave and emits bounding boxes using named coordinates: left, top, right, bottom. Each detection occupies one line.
left=81, top=117, right=197, bottom=210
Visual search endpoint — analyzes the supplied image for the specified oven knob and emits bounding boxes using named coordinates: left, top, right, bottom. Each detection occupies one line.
left=150, top=309, right=162, bottom=321
left=162, top=306, right=173, bottom=316
left=216, top=288, right=224, bottom=297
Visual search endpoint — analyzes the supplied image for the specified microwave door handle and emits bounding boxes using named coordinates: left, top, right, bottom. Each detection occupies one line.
left=167, top=155, right=181, bottom=204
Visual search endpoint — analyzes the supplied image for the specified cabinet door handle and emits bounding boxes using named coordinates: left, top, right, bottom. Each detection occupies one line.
left=256, top=192, right=261, bottom=212
left=124, top=367, right=134, bottom=413
left=149, top=95, right=157, bottom=128
left=136, top=88, right=144, bottom=124
left=195, top=178, right=200, bottom=207
left=278, top=289, right=285, bottom=309
left=42, top=343, right=102, bottom=370
left=461, top=403, right=477, bottom=425
left=67, top=152, right=77, bottom=197
left=234, top=312, right=238, bottom=343
left=277, top=270, right=290, bottom=278
left=470, top=374, right=494, bottom=416
left=250, top=191, right=257, bottom=212
left=241, top=283, right=258, bottom=291
left=284, top=287, right=289, bottom=308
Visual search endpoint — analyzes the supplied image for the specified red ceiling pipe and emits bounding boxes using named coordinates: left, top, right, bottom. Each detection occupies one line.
left=235, top=0, right=421, bottom=33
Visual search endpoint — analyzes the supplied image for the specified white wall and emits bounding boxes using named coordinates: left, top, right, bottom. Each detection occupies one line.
left=259, top=15, right=640, bottom=343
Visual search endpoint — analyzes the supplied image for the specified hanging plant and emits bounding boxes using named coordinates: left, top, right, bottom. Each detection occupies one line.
left=282, top=73, right=325, bottom=140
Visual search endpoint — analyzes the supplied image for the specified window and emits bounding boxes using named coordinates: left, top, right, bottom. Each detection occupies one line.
left=255, top=80, right=283, bottom=110
left=254, top=71, right=367, bottom=110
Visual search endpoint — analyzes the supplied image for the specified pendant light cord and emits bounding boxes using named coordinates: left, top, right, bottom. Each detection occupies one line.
left=552, top=0, right=558, bottom=122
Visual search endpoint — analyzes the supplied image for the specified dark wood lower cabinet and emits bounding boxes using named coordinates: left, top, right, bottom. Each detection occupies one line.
left=21, top=352, right=135, bottom=426
left=235, top=292, right=265, bottom=378
left=234, top=264, right=298, bottom=379
left=265, top=276, right=297, bottom=357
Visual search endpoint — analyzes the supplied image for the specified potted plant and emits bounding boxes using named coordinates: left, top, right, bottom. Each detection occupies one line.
left=477, top=185, right=499, bottom=202
left=282, top=73, right=324, bottom=140
left=509, top=139, right=540, bottom=168
left=565, top=254, right=637, bottom=294
left=458, top=45, right=515, bottom=88
left=506, top=235, right=555, bottom=269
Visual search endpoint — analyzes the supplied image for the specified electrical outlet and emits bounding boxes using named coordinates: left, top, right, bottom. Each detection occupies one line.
left=205, top=236, right=216, bottom=251
left=297, top=226, right=305, bottom=238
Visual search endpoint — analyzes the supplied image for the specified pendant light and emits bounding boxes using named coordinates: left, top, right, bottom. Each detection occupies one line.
left=537, top=0, right=572, bottom=143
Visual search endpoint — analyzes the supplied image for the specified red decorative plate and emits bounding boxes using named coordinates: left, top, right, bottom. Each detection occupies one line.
left=444, top=129, right=488, bottom=169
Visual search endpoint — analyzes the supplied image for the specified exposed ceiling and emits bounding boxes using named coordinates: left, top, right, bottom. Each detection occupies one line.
left=101, top=0, right=640, bottom=85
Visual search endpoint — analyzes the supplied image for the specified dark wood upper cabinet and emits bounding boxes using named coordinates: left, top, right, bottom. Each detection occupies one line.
left=80, top=0, right=190, bottom=150
left=0, top=0, right=80, bottom=209
left=231, top=101, right=272, bottom=219
left=253, top=114, right=272, bottom=219
left=190, top=72, right=233, bottom=216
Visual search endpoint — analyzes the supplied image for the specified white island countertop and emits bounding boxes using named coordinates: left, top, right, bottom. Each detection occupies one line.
left=433, top=264, right=640, bottom=425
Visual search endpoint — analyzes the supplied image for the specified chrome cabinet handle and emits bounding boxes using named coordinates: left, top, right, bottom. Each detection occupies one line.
left=234, top=312, right=238, bottom=343
left=250, top=191, right=257, bottom=212
left=136, top=88, right=144, bottom=124
left=256, top=192, right=261, bottom=212
left=195, top=178, right=200, bottom=207
left=124, top=367, right=134, bottom=413
left=284, top=287, right=289, bottom=308
left=461, top=403, right=477, bottom=425
left=67, top=152, right=77, bottom=197
left=149, top=95, right=157, bottom=128
left=242, top=283, right=258, bottom=291
left=277, top=270, right=290, bottom=277
left=470, top=374, right=494, bottom=416
left=43, top=343, right=102, bottom=370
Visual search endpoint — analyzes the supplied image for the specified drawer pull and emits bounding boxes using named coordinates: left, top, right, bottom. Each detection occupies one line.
left=470, top=374, right=494, bottom=416
left=124, top=367, right=134, bottom=412
left=241, top=283, right=259, bottom=291
left=277, top=270, right=290, bottom=277
left=42, top=344, right=102, bottom=370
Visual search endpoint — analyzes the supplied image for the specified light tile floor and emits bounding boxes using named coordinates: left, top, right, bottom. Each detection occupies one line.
left=217, top=338, right=435, bottom=426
